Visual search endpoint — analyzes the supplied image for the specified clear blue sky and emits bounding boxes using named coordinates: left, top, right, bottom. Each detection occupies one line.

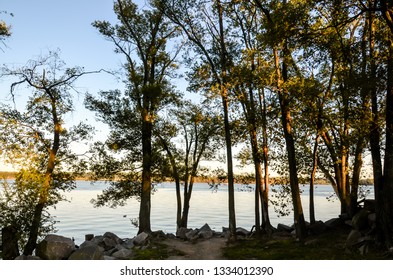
left=0, top=0, right=145, bottom=170
left=0, top=0, right=211, bottom=170
left=0, top=0, right=244, bottom=173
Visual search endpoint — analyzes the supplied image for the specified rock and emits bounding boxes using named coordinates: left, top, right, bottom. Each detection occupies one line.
left=151, top=230, right=166, bottom=238
left=325, top=217, right=344, bottom=229
left=79, top=240, right=105, bottom=253
left=277, top=223, right=293, bottom=232
left=85, top=234, right=94, bottom=241
left=103, top=237, right=118, bottom=250
left=90, top=235, right=105, bottom=246
left=103, top=232, right=123, bottom=244
left=236, top=227, right=251, bottom=236
left=198, top=223, right=214, bottom=239
left=176, top=227, right=192, bottom=239
left=346, top=229, right=362, bottom=247
left=368, top=213, right=376, bottom=228
left=2, top=226, right=20, bottom=260
left=112, top=249, right=134, bottom=260
left=133, top=232, right=149, bottom=246
left=185, top=229, right=199, bottom=241
left=122, top=239, right=135, bottom=250
left=308, top=221, right=327, bottom=235
left=14, top=255, right=42, bottom=260
left=352, top=209, right=370, bottom=231
left=35, top=234, right=75, bottom=260
left=68, top=245, right=104, bottom=260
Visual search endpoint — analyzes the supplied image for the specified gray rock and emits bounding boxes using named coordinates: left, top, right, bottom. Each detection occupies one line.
left=103, top=232, right=123, bottom=244
left=85, top=234, right=94, bottom=241
left=236, top=227, right=251, bottom=236
left=185, top=229, right=199, bottom=241
left=68, top=245, right=104, bottom=260
left=325, top=217, right=344, bottom=228
left=308, top=221, right=327, bottom=235
left=151, top=230, right=166, bottom=238
left=103, top=236, right=118, bottom=250
left=346, top=229, right=362, bottom=247
left=122, top=239, right=135, bottom=250
left=368, top=213, right=376, bottom=228
left=112, top=249, right=134, bottom=260
left=198, top=223, right=214, bottom=239
left=277, top=223, right=293, bottom=232
left=352, top=209, right=370, bottom=230
left=176, top=227, right=192, bottom=239
left=133, top=232, right=149, bottom=246
left=79, top=241, right=105, bottom=252
left=35, top=234, right=75, bottom=260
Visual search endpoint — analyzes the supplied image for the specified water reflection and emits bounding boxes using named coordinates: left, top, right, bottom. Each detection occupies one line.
left=48, top=182, right=373, bottom=245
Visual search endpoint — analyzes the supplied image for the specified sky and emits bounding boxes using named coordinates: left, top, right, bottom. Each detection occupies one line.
left=0, top=0, right=237, bottom=173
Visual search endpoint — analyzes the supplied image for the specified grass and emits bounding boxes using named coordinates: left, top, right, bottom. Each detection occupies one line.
left=132, top=240, right=185, bottom=260
left=223, top=226, right=390, bottom=260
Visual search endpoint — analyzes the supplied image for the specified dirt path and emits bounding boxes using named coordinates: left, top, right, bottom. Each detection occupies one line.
left=160, top=237, right=228, bottom=260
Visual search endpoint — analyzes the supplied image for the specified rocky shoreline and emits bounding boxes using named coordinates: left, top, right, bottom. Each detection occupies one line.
left=3, top=208, right=384, bottom=260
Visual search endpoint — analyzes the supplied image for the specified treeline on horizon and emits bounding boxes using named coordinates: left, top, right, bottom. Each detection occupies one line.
left=0, top=171, right=374, bottom=186
left=2, top=0, right=393, bottom=258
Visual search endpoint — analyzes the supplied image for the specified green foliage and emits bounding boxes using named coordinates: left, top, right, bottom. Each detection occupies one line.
left=0, top=169, right=60, bottom=250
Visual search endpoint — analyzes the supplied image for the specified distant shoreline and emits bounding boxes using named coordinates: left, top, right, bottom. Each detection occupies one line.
left=0, top=171, right=374, bottom=186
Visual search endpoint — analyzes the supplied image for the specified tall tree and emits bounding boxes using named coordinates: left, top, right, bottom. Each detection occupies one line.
left=90, top=0, right=180, bottom=234
left=227, top=0, right=273, bottom=233
left=0, top=51, right=95, bottom=255
left=156, top=101, right=222, bottom=229
left=254, top=0, right=308, bottom=239
left=159, top=0, right=238, bottom=240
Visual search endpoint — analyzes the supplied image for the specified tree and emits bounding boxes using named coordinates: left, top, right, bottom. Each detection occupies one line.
left=156, top=100, right=222, bottom=229
left=89, top=0, right=180, bottom=234
left=0, top=51, right=95, bottom=255
left=159, top=0, right=238, bottom=241
left=226, top=0, right=274, bottom=233
left=253, top=0, right=308, bottom=239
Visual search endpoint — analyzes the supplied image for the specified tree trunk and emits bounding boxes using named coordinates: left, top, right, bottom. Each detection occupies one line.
left=139, top=109, right=152, bottom=234
left=274, top=43, right=307, bottom=240
left=2, top=225, right=20, bottom=260
left=380, top=39, right=393, bottom=246
left=24, top=99, right=60, bottom=255
left=260, top=88, right=272, bottom=232
left=309, top=134, right=320, bottom=224
left=216, top=0, right=236, bottom=241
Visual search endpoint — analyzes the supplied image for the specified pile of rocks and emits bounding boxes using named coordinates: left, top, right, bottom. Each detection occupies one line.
left=14, top=223, right=232, bottom=260
left=176, top=223, right=252, bottom=241
left=345, top=208, right=376, bottom=254
left=16, top=231, right=159, bottom=260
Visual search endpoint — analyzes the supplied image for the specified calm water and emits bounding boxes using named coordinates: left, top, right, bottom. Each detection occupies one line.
left=49, top=182, right=363, bottom=245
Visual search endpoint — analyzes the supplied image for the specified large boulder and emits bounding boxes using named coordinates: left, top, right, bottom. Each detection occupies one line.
left=352, top=209, right=370, bottom=231
left=133, top=232, right=149, bottom=246
left=68, top=245, right=104, bottom=260
left=308, top=221, right=327, bottom=235
left=236, top=227, right=251, bottom=236
left=277, top=223, right=293, bottom=233
left=112, top=249, right=134, bottom=260
left=176, top=227, right=192, bottom=239
left=346, top=229, right=362, bottom=247
left=198, top=223, right=214, bottom=239
left=103, top=232, right=123, bottom=245
left=35, top=234, right=75, bottom=260
left=2, top=226, right=20, bottom=260
left=185, top=229, right=199, bottom=241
